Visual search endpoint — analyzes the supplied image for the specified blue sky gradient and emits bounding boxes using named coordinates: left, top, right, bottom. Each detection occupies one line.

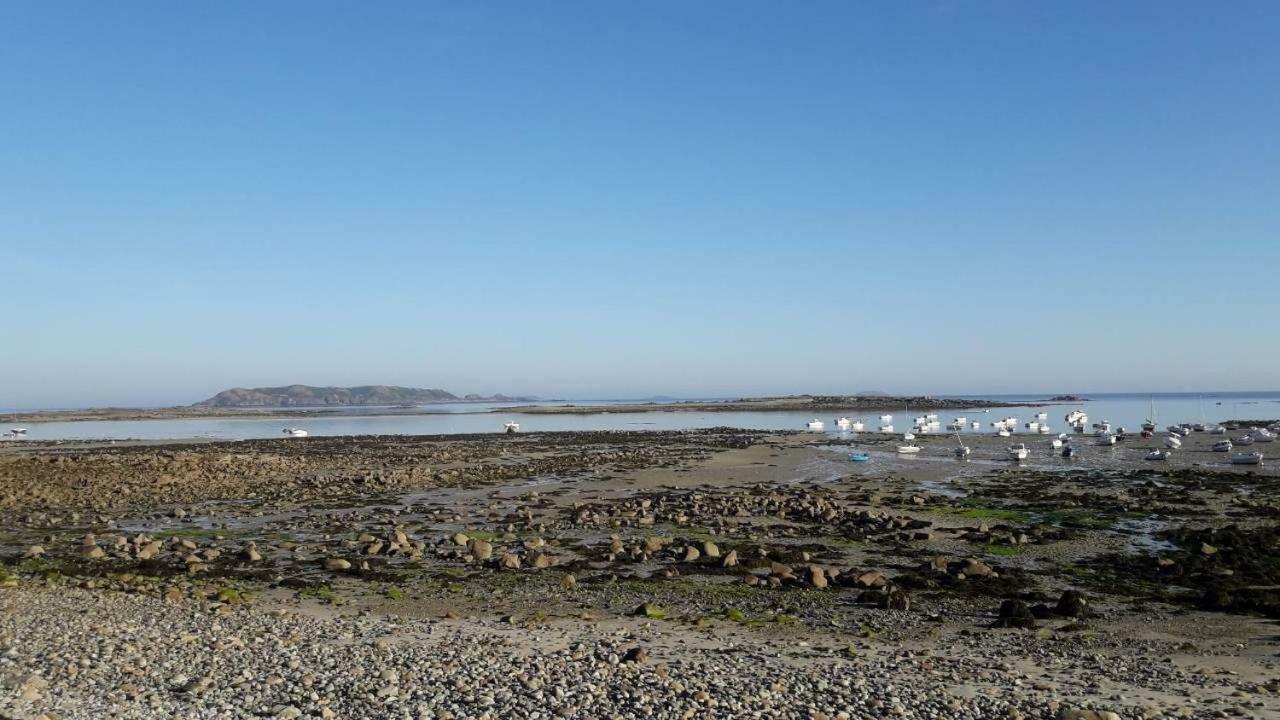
left=3, top=2, right=1278, bottom=407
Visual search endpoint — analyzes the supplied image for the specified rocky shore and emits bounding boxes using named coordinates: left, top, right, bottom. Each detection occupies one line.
left=2, top=429, right=1278, bottom=719
left=503, top=395, right=1042, bottom=415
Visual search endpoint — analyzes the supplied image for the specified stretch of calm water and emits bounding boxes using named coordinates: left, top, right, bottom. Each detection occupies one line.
left=5, top=393, right=1279, bottom=442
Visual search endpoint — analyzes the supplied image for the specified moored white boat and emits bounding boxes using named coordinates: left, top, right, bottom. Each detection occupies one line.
left=997, top=429, right=1012, bottom=437
left=902, top=431, right=916, bottom=441
left=282, top=427, right=309, bottom=438
left=1209, top=425, right=1227, bottom=435
left=879, top=415, right=893, bottom=423
left=1247, top=428, right=1275, bottom=443
left=1094, top=432, right=1117, bottom=446
left=10, top=427, right=27, bottom=435
left=897, top=444, right=921, bottom=454
left=1231, top=452, right=1263, bottom=465
left=1145, top=449, right=1171, bottom=461
left=1163, top=435, right=1181, bottom=449
left=849, top=420, right=865, bottom=432
left=1212, top=440, right=1233, bottom=452
left=1236, top=435, right=1255, bottom=446
left=1006, top=443, right=1029, bottom=461
left=970, top=421, right=981, bottom=430
left=835, top=417, right=853, bottom=430
left=805, top=419, right=825, bottom=431
left=504, top=421, right=520, bottom=433
left=879, top=424, right=894, bottom=433
left=1051, top=438, right=1063, bottom=449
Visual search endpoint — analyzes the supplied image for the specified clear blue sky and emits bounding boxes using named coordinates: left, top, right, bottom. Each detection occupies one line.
left=3, top=2, right=1278, bottom=408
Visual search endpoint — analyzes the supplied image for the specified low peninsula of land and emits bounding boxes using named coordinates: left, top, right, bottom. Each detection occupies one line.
left=502, top=394, right=1048, bottom=415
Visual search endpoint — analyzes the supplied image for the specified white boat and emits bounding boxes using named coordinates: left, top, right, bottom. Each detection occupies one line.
left=879, top=424, right=894, bottom=433
left=1236, top=435, right=1255, bottom=446
left=1072, top=421, right=1086, bottom=433
left=1247, top=428, right=1275, bottom=443
left=1163, top=435, right=1182, bottom=449
left=504, top=421, right=520, bottom=433
left=282, top=427, right=309, bottom=438
left=1025, top=421, right=1040, bottom=432
left=849, top=420, right=865, bottom=432
left=1093, top=421, right=1112, bottom=433
left=805, top=419, right=825, bottom=431
left=1212, top=440, right=1233, bottom=452
left=970, top=421, right=981, bottom=430
left=997, top=429, right=1012, bottom=438
left=953, top=432, right=971, bottom=458
left=9, top=427, right=27, bottom=435
left=1038, top=425, right=1053, bottom=434
left=1051, top=438, right=1063, bottom=449
left=1167, top=425, right=1188, bottom=437
left=1094, top=432, right=1117, bottom=446
left=947, top=421, right=965, bottom=431
left=1006, top=444, right=1029, bottom=461
left=1145, top=449, right=1171, bottom=461
left=1064, top=410, right=1088, bottom=425
left=902, top=431, right=916, bottom=441
left=1231, top=452, right=1263, bottom=466
left=1209, top=425, right=1228, bottom=435
left=835, top=417, right=853, bottom=430
left=1036, top=412, right=1048, bottom=420
left=925, top=413, right=938, bottom=421
left=879, top=414, right=893, bottom=423
left=897, top=444, right=922, bottom=454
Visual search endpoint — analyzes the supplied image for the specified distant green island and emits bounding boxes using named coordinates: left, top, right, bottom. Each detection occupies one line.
left=193, top=385, right=534, bottom=408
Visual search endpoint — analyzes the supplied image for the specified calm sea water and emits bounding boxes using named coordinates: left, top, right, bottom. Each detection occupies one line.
left=6, top=393, right=1279, bottom=442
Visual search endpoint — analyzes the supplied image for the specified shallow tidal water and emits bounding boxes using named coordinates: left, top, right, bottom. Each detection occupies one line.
left=6, top=392, right=1278, bottom=442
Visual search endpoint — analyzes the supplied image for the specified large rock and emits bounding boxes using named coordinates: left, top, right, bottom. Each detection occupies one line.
left=856, top=570, right=886, bottom=588
left=470, top=539, right=494, bottom=561
left=961, top=559, right=995, bottom=578
left=994, top=599, right=1036, bottom=629
left=1055, top=590, right=1088, bottom=618
left=1059, top=709, right=1122, bottom=720
left=807, top=565, right=829, bottom=589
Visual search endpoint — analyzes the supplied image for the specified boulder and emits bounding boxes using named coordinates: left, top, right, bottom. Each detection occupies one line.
left=994, top=599, right=1036, bottom=629
left=1055, top=590, right=1088, bottom=618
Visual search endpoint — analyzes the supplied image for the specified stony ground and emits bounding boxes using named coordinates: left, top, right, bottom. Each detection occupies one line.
left=2, top=429, right=1278, bottom=719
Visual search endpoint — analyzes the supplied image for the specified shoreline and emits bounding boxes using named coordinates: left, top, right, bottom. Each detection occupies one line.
left=500, top=395, right=1049, bottom=415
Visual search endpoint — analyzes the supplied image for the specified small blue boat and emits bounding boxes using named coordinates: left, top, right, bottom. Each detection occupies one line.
left=848, top=452, right=871, bottom=462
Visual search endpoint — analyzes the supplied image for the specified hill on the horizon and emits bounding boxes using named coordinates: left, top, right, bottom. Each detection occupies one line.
left=193, top=385, right=529, bottom=407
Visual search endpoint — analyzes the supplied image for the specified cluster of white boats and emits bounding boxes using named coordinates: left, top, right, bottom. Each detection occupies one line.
left=809, top=406, right=1272, bottom=466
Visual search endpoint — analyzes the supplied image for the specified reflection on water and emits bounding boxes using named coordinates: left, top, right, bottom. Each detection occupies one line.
left=7, top=392, right=1278, bottom=442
